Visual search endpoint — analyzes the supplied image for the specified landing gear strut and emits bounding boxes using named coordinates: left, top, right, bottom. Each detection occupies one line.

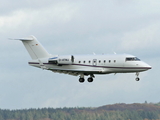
left=135, top=72, right=140, bottom=81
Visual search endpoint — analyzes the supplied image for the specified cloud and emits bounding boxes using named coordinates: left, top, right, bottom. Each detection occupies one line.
left=0, top=2, right=79, bottom=34
left=119, top=23, right=160, bottom=51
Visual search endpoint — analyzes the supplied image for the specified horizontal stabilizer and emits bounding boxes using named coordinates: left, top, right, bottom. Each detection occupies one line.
left=9, top=38, right=34, bottom=41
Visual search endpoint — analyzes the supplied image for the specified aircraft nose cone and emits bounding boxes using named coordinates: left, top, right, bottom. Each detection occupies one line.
left=144, top=63, right=152, bottom=70
left=146, top=65, right=152, bottom=69
left=139, top=62, right=152, bottom=71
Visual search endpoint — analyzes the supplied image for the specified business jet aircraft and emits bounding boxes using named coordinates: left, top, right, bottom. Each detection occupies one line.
left=12, top=36, right=151, bottom=83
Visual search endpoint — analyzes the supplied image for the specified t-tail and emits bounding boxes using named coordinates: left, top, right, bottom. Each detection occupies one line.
left=12, top=36, right=50, bottom=60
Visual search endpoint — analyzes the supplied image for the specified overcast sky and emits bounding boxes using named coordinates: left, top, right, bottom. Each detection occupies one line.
left=0, top=0, right=160, bottom=109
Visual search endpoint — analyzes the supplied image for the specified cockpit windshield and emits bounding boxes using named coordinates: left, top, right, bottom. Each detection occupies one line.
left=126, top=57, right=140, bottom=61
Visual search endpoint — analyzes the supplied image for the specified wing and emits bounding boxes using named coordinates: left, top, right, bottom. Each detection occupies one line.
left=49, top=68, right=95, bottom=77
left=51, top=70, right=80, bottom=76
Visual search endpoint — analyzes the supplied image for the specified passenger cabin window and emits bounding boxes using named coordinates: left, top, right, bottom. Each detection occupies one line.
left=99, top=60, right=101, bottom=63
left=114, top=60, right=116, bottom=63
left=104, top=60, right=106, bottom=63
left=126, top=57, right=140, bottom=61
left=89, top=61, right=91, bottom=63
left=79, top=61, right=81, bottom=63
left=109, top=60, right=111, bottom=63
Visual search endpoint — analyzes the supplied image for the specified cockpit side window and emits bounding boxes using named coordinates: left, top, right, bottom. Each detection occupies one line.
left=126, top=57, right=140, bottom=61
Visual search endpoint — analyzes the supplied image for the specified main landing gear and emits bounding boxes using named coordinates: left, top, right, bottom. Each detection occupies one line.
left=79, top=74, right=94, bottom=83
left=135, top=72, right=140, bottom=81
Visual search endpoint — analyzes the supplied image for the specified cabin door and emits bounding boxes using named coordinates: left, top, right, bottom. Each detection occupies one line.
left=93, top=59, right=97, bottom=66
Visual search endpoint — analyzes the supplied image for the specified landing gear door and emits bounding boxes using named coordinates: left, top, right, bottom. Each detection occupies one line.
left=93, top=59, right=97, bottom=66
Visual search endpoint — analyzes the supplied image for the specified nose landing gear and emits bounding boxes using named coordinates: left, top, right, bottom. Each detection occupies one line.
left=135, top=72, right=140, bottom=81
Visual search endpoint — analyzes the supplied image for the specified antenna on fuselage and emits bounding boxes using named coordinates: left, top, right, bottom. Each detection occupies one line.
left=112, top=50, right=117, bottom=54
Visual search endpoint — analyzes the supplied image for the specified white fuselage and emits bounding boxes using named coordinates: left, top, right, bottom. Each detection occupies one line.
left=28, top=54, right=151, bottom=76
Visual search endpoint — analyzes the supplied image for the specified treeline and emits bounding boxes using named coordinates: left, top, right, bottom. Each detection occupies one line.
left=1, top=103, right=160, bottom=120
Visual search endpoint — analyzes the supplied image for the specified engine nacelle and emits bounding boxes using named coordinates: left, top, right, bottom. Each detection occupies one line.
left=48, top=55, right=74, bottom=65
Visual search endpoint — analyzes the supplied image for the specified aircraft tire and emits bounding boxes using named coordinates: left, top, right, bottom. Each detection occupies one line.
left=79, top=78, right=85, bottom=83
left=135, top=77, right=140, bottom=81
left=88, top=77, right=93, bottom=82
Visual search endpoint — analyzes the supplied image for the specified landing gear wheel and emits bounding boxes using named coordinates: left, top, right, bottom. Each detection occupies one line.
left=135, top=77, right=140, bottom=81
left=79, top=78, right=85, bottom=83
left=87, top=77, right=93, bottom=82
left=135, top=72, right=140, bottom=81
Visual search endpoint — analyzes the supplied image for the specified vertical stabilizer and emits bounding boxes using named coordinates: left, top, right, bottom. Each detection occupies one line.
left=15, top=36, right=50, bottom=60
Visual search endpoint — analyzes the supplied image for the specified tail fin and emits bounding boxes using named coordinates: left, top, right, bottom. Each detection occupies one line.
left=13, top=36, right=50, bottom=60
